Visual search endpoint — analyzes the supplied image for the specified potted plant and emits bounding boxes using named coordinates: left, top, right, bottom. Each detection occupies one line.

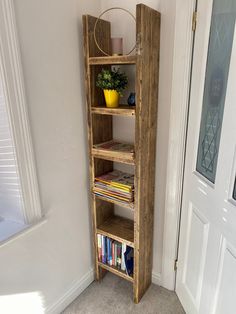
left=96, top=68, right=128, bottom=108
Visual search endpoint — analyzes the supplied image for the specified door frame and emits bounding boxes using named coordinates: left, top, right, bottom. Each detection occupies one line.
left=161, top=0, right=197, bottom=290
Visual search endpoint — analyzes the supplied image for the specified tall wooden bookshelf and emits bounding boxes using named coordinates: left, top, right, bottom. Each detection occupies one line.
left=83, top=4, right=160, bottom=303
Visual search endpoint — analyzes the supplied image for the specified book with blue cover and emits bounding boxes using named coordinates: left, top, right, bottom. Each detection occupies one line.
left=102, top=235, right=106, bottom=263
left=107, top=238, right=110, bottom=265
left=124, top=246, right=134, bottom=276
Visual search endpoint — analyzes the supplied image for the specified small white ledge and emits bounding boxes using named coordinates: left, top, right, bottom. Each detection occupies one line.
left=0, top=219, right=27, bottom=242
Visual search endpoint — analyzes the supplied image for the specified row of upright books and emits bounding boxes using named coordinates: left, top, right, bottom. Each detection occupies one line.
left=97, top=234, right=134, bottom=276
left=94, top=170, right=134, bottom=205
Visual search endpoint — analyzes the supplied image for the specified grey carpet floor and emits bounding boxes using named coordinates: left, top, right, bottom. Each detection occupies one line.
left=62, top=273, right=185, bottom=314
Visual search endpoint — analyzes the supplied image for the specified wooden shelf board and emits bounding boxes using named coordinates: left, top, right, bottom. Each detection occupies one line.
left=98, top=261, right=134, bottom=283
left=92, top=147, right=135, bottom=165
left=89, top=55, right=136, bottom=65
left=91, top=105, right=135, bottom=116
left=97, top=215, right=134, bottom=248
left=94, top=193, right=134, bottom=210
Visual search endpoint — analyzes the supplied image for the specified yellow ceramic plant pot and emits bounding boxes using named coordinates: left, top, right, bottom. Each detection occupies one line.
left=103, top=89, right=120, bottom=108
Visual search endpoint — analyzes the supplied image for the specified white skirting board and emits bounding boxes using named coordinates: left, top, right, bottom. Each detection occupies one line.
left=45, top=268, right=94, bottom=314
left=46, top=270, right=163, bottom=314
left=152, top=271, right=162, bottom=286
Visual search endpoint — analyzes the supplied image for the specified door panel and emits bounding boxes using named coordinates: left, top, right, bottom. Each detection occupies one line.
left=184, top=205, right=209, bottom=306
left=176, top=0, right=236, bottom=312
left=180, top=204, right=210, bottom=313
left=213, top=240, right=236, bottom=314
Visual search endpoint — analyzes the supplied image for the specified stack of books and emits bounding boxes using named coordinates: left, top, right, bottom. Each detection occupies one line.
left=94, top=170, right=134, bottom=204
left=97, top=234, right=134, bottom=276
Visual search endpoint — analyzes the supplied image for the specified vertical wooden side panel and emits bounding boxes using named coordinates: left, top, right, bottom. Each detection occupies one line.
left=134, top=4, right=161, bottom=303
left=83, top=15, right=114, bottom=281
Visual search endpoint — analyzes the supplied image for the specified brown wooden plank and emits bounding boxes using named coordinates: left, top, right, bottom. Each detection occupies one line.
left=83, top=14, right=113, bottom=282
left=89, top=55, right=136, bottom=65
left=91, top=105, right=136, bottom=116
left=98, top=262, right=134, bottom=283
left=92, top=147, right=135, bottom=165
left=94, top=194, right=134, bottom=210
left=95, top=198, right=114, bottom=227
left=97, top=215, right=134, bottom=247
left=134, top=4, right=161, bottom=303
left=86, top=15, right=111, bottom=58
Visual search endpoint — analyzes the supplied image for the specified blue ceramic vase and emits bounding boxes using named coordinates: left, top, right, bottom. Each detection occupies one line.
left=127, top=92, right=135, bottom=106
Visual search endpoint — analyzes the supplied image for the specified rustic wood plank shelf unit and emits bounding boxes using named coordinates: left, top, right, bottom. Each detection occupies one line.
left=83, top=3, right=160, bottom=303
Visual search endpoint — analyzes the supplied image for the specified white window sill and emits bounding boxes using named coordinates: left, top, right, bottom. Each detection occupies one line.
left=0, top=217, right=47, bottom=247
left=0, top=219, right=27, bottom=242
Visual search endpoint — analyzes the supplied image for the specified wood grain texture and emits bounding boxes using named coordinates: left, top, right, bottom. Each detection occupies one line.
left=134, top=4, right=160, bottom=303
left=97, top=215, right=134, bottom=247
left=98, top=262, right=134, bottom=283
left=83, top=14, right=113, bottom=281
left=94, top=194, right=134, bottom=210
left=95, top=198, right=114, bottom=227
left=89, top=55, right=136, bottom=65
left=92, top=147, right=135, bottom=165
left=91, top=105, right=135, bottom=116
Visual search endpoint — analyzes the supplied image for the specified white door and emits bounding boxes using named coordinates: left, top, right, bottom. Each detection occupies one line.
left=176, top=0, right=236, bottom=313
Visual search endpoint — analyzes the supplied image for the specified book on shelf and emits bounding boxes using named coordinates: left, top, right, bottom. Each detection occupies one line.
left=94, top=170, right=134, bottom=204
left=93, top=140, right=134, bottom=154
left=124, top=246, right=134, bottom=276
left=97, top=234, right=102, bottom=262
left=97, top=233, right=133, bottom=277
left=102, top=236, right=106, bottom=264
left=121, top=244, right=127, bottom=271
left=95, top=170, right=134, bottom=189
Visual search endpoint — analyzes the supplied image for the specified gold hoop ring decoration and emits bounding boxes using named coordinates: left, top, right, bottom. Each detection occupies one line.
left=93, top=7, right=136, bottom=56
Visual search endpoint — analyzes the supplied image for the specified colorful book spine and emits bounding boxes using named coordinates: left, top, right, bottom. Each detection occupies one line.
left=114, top=242, right=117, bottom=267
left=112, top=241, right=115, bottom=266
left=121, top=243, right=126, bottom=271
left=109, top=240, right=113, bottom=266
left=117, top=243, right=122, bottom=269
left=107, top=238, right=110, bottom=265
left=97, top=234, right=102, bottom=262
left=102, top=235, right=106, bottom=264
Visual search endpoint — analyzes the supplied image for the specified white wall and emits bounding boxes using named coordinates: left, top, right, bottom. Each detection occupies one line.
left=101, top=0, right=177, bottom=281
left=0, top=0, right=101, bottom=312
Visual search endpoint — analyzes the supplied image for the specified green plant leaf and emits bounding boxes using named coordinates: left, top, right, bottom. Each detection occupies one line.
left=96, top=68, right=128, bottom=95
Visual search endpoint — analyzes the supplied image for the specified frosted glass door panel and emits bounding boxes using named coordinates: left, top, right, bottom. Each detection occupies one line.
left=196, top=0, right=236, bottom=183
